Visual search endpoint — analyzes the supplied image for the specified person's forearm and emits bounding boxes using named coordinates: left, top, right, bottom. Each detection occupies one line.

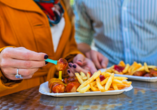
left=77, top=43, right=91, bottom=54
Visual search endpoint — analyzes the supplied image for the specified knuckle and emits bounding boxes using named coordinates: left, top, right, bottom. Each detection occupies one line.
left=2, top=49, right=11, bottom=58
left=23, top=52, right=31, bottom=60
left=24, top=61, right=32, bottom=68
left=0, top=59, right=8, bottom=67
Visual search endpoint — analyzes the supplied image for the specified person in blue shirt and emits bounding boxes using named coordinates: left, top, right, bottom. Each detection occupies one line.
left=74, top=0, right=157, bottom=68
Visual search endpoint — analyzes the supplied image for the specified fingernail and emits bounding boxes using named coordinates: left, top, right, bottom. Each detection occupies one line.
left=45, top=61, right=48, bottom=64
left=69, top=63, right=72, bottom=67
left=73, top=65, right=77, bottom=68
left=67, top=70, right=70, bottom=73
left=44, top=55, right=48, bottom=59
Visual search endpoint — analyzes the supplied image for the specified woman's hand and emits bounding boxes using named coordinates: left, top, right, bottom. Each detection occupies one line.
left=67, top=54, right=97, bottom=77
left=85, top=50, right=108, bottom=69
left=0, top=47, right=48, bottom=80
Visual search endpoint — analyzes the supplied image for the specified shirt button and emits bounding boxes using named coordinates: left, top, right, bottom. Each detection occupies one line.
left=123, top=7, right=127, bottom=11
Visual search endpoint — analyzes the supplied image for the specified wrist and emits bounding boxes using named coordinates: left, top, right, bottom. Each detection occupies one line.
left=77, top=43, right=91, bottom=54
left=85, top=49, right=91, bottom=54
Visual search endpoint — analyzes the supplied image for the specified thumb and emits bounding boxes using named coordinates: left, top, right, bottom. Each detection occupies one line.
left=90, top=65, right=97, bottom=74
left=101, top=57, right=108, bottom=68
left=85, top=51, right=91, bottom=59
left=85, top=58, right=97, bottom=74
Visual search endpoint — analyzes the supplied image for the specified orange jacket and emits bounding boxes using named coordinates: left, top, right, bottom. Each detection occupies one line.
left=0, top=0, right=81, bottom=97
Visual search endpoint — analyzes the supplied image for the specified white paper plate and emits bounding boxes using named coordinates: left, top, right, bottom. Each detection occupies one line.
left=101, top=69, right=157, bottom=82
left=39, top=81, right=133, bottom=97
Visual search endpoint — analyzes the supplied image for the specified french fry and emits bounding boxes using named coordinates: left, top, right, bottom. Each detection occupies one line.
left=134, top=66, right=145, bottom=73
left=109, top=88, right=114, bottom=90
left=77, top=71, right=101, bottom=91
left=128, top=62, right=136, bottom=74
left=90, top=81, right=99, bottom=91
left=80, top=72, right=87, bottom=80
left=113, top=79, right=123, bottom=84
left=96, top=77, right=105, bottom=92
left=80, top=72, right=86, bottom=77
left=112, top=83, right=118, bottom=90
left=102, top=72, right=111, bottom=77
left=101, top=77, right=109, bottom=85
left=122, top=64, right=130, bottom=74
left=114, top=77, right=128, bottom=81
left=82, top=77, right=88, bottom=81
left=117, top=83, right=130, bottom=89
left=91, top=81, right=96, bottom=85
left=90, top=86, right=99, bottom=91
left=148, top=65, right=156, bottom=69
left=122, top=81, right=132, bottom=86
left=128, top=68, right=135, bottom=75
left=128, top=72, right=134, bottom=76
left=130, top=63, right=142, bottom=75
left=87, top=72, right=91, bottom=79
left=105, top=73, right=114, bottom=91
left=116, top=84, right=126, bottom=89
left=144, top=62, right=149, bottom=72
left=132, top=62, right=138, bottom=68
left=105, top=66, right=114, bottom=73
left=118, top=61, right=125, bottom=67
left=113, top=69, right=121, bottom=74
left=105, top=69, right=113, bottom=73
left=134, top=62, right=142, bottom=68
left=128, top=66, right=132, bottom=74
left=79, top=84, right=90, bottom=93
left=75, top=73, right=84, bottom=84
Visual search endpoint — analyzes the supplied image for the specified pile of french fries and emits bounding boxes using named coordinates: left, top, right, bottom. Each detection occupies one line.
left=75, top=71, right=131, bottom=93
left=105, top=61, right=157, bottom=76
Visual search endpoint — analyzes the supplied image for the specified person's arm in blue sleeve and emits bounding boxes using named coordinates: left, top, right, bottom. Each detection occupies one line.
left=74, top=1, right=109, bottom=69
left=74, top=0, right=94, bottom=54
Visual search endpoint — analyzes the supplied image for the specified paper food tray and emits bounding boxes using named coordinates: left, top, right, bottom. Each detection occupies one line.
left=39, top=81, right=133, bottom=97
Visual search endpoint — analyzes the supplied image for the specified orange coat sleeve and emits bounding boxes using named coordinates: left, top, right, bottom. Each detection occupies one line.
left=0, top=52, right=23, bottom=93
left=0, top=17, right=22, bottom=93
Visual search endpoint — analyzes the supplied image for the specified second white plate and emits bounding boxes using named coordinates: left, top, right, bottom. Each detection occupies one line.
left=101, top=69, right=157, bottom=82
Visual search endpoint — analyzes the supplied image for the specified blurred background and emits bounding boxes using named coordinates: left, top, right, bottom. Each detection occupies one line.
left=70, top=0, right=74, bottom=8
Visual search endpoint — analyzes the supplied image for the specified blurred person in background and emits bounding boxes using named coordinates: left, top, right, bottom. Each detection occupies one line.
left=74, top=0, right=157, bottom=68
left=0, top=0, right=97, bottom=97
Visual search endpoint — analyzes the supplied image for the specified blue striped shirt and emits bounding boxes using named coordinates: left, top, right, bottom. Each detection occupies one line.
left=74, top=0, right=157, bottom=67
